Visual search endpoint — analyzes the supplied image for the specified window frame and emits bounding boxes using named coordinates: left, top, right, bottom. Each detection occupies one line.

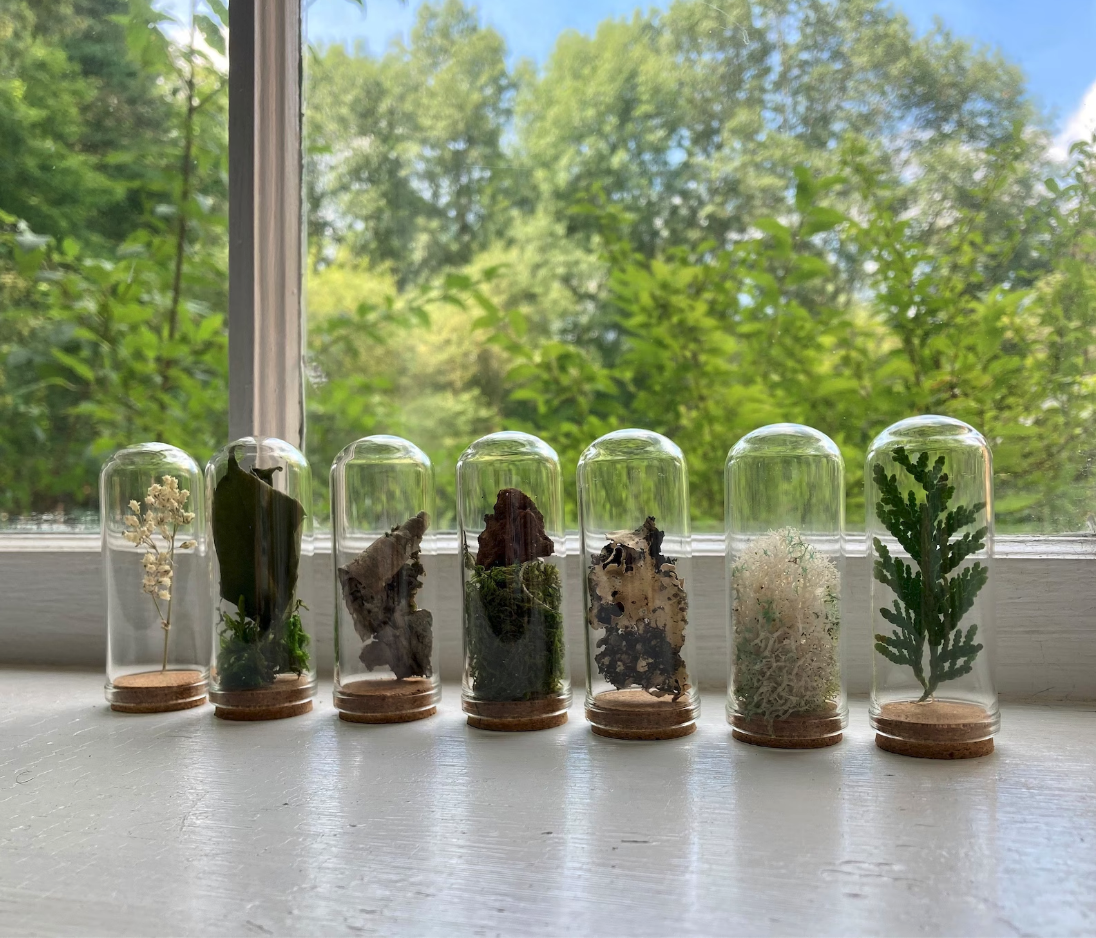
left=0, top=3, right=1093, bottom=696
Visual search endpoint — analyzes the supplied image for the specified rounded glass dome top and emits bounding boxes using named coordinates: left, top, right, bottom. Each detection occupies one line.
left=206, top=436, right=316, bottom=721
left=457, top=430, right=570, bottom=731
left=724, top=423, right=847, bottom=748
left=578, top=428, right=697, bottom=740
left=330, top=435, right=439, bottom=723
left=866, top=414, right=997, bottom=759
left=100, top=442, right=209, bottom=713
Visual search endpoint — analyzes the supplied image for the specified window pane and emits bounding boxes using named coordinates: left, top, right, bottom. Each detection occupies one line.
left=0, top=0, right=229, bottom=530
left=303, top=0, right=1096, bottom=534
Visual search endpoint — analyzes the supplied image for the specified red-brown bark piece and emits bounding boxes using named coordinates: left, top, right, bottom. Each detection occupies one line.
left=475, top=488, right=554, bottom=569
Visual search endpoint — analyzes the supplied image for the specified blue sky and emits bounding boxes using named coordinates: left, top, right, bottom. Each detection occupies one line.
left=303, top=0, right=1096, bottom=146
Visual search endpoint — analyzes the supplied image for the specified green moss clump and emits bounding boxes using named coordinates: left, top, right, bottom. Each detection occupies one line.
left=464, top=557, right=565, bottom=701
left=217, top=598, right=310, bottom=691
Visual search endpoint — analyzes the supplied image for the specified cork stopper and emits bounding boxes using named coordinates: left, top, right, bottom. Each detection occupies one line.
left=109, top=669, right=207, bottom=713
left=874, top=700, right=995, bottom=759
left=587, top=688, right=697, bottom=740
left=731, top=704, right=843, bottom=749
left=464, top=695, right=569, bottom=732
left=211, top=672, right=315, bottom=721
left=336, top=678, right=438, bottom=724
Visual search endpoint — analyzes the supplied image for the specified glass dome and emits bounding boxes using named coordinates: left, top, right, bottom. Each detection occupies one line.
left=867, top=415, right=997, bottom=759
left=330, top=435, right=439, bottom=723
left=577, top=429, right=697, bottom=739
left=725, top=424, right=846, bottom=748
left=457, top=431, right=570, bottom=731
left=101, top=443, right=209, bottom=713
left=206, top=436, right=316, bottom=721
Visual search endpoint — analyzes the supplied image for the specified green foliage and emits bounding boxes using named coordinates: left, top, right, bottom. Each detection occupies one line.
left=872, top=447, right=987, bottom=700
left=217, top=598, right=310, bottom=691
left=464, top=558, right=566, bottom=701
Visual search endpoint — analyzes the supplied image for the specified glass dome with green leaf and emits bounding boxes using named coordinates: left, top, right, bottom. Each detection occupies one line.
left=578, top=429, right=697, bottom=740
left=331, top=435, right=439, bottom=723
left=207, top=437, right=316, bottom=721
left=867, top=415, right=998, bottom=759
left=457, top=431, right=570, bottom=731
left=725, top=424, right=846, bottom=748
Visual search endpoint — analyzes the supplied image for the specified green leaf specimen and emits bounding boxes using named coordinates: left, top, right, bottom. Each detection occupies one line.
left=872, top=447, right=988, bottom=701
left=212, top=448, right=310, bottom=690
left=212, top=448, right=305, bottom=628
left=464, top=488, right=565, bottom=701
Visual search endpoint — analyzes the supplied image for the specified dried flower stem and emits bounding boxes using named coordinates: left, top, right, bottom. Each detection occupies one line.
left=123, top=475, right=197, bottom=671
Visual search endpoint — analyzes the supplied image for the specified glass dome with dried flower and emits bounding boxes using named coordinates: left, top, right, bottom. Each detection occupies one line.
left=578, top=429, right=697, bottom=740
left=206, top=437, right=315, bottom=721
left=725, top=424, right=847, bottom=748
left=457, top=431, right=570, bottom=731
left=867, top=416, right=998, bottom=758
left=331, top=435, right=439, bottom=723
left=101, top=443, right=209, bottom=713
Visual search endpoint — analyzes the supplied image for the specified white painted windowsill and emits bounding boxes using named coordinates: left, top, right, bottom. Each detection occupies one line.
left=1, top=670, right=1094, bottom=936
left=2, top=534, right=1093, bottom=700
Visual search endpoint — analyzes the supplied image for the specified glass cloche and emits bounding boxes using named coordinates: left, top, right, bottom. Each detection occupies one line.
left=206, top=436, right=316, bottom=721
left=867, top=416, right=998, bottom=759
left=578, top=429, right=698, bottom=739
left=101, top=443, right=209, bottom=712
left=330, top=435, right=439, bottom=723
left=457, top=431, right=570, bottom=731
left=725, top=424, right=847, bottom=748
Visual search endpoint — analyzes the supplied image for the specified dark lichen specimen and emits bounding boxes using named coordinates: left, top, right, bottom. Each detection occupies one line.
left=464, top=488, right=565, bottom=701
left=872, top=447, right=987, bottom=701
left=588, top=517, right=689, bottom=700
left=338, top=511, right=433, bottom=680
left=212, top=447, right=310, bottom=690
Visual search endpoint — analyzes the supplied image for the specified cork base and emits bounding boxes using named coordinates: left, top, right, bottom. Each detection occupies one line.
left=109, top=669, right=207, bottom=714
left=336, top=678, right=438, bottom=724
left=874, top=701, right=996, bottom=760
left=464, top=695, right=569, bottom=732
left=731, top=705, right=844, bottom=750
left=587, top=689, right=697, bottom=740
left=211, top=673, right=315, bottom=721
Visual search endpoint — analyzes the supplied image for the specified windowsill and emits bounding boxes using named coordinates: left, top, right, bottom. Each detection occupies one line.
left=3, top=668, right=1094, bottom=935
left=2, top=534, right=1094, bottom=700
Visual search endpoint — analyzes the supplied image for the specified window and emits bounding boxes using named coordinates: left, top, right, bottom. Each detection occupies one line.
left=2, top=0, right=1094, bottom=538
left=302, top=0, right=1096, bottom=533
left=0, top=0, right=228, bottom=530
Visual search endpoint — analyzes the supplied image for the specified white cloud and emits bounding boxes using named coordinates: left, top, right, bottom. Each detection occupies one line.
left=1051, top=77, right=1096, bottom=162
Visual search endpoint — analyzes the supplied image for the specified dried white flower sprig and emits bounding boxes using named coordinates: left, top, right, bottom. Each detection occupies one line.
left=124, top=475, right=197, bottom=670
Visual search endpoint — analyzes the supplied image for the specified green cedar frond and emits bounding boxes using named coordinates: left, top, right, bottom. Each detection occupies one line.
left=872, top=446, right=987, bottom=698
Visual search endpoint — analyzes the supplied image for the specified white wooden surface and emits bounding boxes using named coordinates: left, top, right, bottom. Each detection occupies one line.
left=1, top=669, right=1094, bottom=937
left=3, top=535, right=1095, bottom=699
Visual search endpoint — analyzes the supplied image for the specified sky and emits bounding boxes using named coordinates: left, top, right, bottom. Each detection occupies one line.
left=303, top=0, right=1096, bottom=154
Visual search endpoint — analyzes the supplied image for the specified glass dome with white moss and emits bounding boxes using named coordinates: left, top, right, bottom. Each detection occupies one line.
left=867, top=415, right=997, bottom=759
left=101, top=443, right=209, bottom=713
left=457, top=431, right=570, bottom=731
left=725, top=424, right=847, bottom=748
left=578, top=429, right=697, bottom=740
left=331, top=435, right=439, bottom=723
left=206, top=437, right=315, bottom=721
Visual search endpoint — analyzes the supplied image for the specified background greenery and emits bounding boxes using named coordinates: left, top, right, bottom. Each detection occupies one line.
left=2, top=0, right=1094, bottom=531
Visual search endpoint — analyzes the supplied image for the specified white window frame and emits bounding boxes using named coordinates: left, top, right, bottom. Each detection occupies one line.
left=0, top=3, right=1093, bottom=700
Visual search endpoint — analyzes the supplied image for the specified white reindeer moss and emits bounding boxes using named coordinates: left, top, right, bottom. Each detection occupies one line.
left=731, top=528, right=840, bottom=721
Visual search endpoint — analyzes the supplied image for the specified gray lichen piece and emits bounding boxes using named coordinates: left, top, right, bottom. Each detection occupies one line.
left=588, top=517, right=690, bottom=699
left=338, top=511, right=433, bottom=679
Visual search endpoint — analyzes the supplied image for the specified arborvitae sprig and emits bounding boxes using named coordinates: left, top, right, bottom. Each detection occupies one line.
left=872, top=447, right=987, bottom=700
